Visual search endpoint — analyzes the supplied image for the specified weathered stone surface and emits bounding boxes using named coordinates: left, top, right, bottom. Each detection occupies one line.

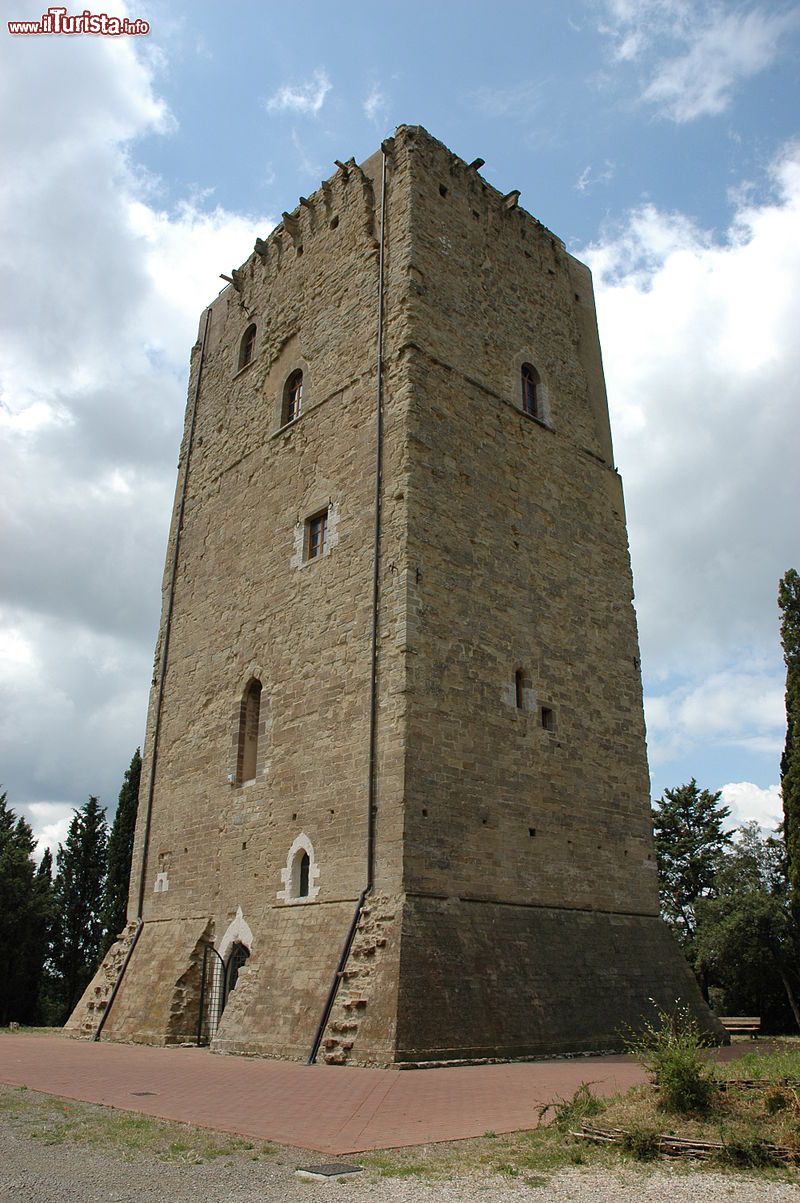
left=69, top=125, right=723, bottom=1063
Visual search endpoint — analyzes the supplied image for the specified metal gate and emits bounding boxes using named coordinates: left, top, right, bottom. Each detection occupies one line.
left=196, top=941, right=251, bottom=1046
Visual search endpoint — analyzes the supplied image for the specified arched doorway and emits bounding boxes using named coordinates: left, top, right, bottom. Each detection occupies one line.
left=225, top=940, right=250, bottom=1003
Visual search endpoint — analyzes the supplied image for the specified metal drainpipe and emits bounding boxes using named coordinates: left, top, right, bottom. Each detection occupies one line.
left=94, top=305, right=213, bottom=1042
left=307, top=145, right=388, bottom=1065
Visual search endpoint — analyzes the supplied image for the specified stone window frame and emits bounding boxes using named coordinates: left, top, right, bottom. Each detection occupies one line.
left=236, top=323, right=257, bottom=374
left=512, top=351, right=552, bottom=427
left=228, top=670, right=269, bottom=787
left=277, top=833, right=321, bottom=905
left=290, top=499, right=340, bottom=570
left=506, top=665, right=536, bottom=714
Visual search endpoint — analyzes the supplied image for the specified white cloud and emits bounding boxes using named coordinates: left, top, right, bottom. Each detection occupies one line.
left=584, top=142, right=800, bottom=770
left=22, top=802, right=77, bottom=861
left=364, top=85, right=387, bottom=127
left=575, top=160, right=615, bottom=193
left=265, top=69, right=331, bottom=117
left=598, top=1, right=799, bottom=121
left=645, top=8, right=798, bottom=122
left=645, top=666, right=785, bottom=766
left=720, top=781, right=782, bottom=830
left=0, top=6, right=275, bottom=817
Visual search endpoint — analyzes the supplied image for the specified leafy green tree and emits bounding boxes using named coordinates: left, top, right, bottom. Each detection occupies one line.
left=51, top=797, right=108, bottom=1022
left=652, top=779, right=732, bottom=998
left=779, top=569, right=800, bottom=900
left=696, top=823, right=800, bottom=1032
left=100, top=749, right=141, bottom=956
left=0, top=790, right=52, bottom=1024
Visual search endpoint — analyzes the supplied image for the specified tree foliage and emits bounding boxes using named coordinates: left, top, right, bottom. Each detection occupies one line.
left=652, top=778, right=732, bottom=950
left=51, top=796, right=108, bottom=1022
left=100, top=747, right=140, bottom=955
left=779, top=568, right=800, bottom=899
left=0, top=790, right=53, bottom=1024
left=695, top=823, right=800, bottom=1032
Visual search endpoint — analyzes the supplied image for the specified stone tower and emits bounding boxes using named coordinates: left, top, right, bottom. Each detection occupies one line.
left=69, top=126, right=721, bottom=1064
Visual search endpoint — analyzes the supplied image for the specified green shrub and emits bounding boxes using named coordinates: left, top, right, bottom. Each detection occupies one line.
left=718, top=1137, right=781, bottom=1168
left=626, top=1002, right=716, bottom=1115
left=620, top=1124, right=661, bottom=1161
left=540, top=1083, right=607, bottom=1128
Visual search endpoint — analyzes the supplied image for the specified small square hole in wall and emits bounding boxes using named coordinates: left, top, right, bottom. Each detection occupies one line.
left=422, top=808, right=428, bottom=817
left=292, top=812, right=297, bottom=821
left=541, top=706, right=555, bottom=732
left=529, top=827, right=536, bottom=838
left=439, top=183, right=448, bottom=197
left=296, top=244, right=304, bottom=256
left=330, top=216, right=339, bottom=229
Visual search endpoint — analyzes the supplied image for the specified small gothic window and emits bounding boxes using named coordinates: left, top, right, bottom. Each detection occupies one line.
left=238, top=679, right=262, bottom=782
left=238, top=324, right=256, bottom=371
left=306, top=509, right=328, bottom=560
left=521, top=363, right=540, bottom=418
left=278, top=834, right=320, bottom=903
left=283, top=369, right=303, bottom=424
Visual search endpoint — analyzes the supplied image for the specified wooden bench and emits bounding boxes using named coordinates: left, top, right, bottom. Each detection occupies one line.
left=718, top=1015, right=761, bottom=1037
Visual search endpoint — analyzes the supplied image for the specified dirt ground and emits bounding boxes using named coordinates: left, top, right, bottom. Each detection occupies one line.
left=2, top=1085, right=800, bottom=1203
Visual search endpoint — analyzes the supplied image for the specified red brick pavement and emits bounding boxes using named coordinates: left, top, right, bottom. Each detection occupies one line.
left=0, top=1033, right=756, bottom=1154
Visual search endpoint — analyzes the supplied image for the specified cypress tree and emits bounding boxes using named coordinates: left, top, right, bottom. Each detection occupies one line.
left=100, top=748, right=141, bottom=955
left=779, top=569, right=800, bottom=899
left=0, top=790, right=51, bottom=1024
left=51, top=797, right=108, bottom=1021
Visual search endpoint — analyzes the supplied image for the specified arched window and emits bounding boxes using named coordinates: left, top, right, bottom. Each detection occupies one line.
left=238, top=324, right=256, bottom=371
left=277, top=834, right=320, bottom=903
left=521, top=363, right=540, bottom=418
left=237, top=679, right=262, bottom=783
left=282, top=369, right=303, bottom=424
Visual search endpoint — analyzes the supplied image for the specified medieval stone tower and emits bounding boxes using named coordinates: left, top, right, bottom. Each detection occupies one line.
left=69, top=126, right=720, bottom=1064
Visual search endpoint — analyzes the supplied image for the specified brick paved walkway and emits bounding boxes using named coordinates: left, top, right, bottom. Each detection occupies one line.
left=0, top=1033, right=752, bottom=1154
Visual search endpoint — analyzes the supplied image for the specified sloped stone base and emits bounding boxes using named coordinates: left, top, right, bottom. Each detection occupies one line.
left=394, top=896, right=725, bottom=1063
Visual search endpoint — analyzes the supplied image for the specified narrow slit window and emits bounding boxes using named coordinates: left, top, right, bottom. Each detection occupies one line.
left=521, top=363, right=540, bottom=418
left=283, top=369, right=303, bottom=424
left=238, top=324, right=256, bottom=371
left=515, top=669, right=525, bottom=710
left=306, top=509, right=328, bottom=560
left=298, top=851, right=310, bottom=898
left=238, top=679, right=262, bottom=782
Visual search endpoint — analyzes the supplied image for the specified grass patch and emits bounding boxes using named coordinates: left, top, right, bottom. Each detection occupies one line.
left=721, top=1045, right=800, bottom=1085
left=0, top=1085, right=274, bottom=1165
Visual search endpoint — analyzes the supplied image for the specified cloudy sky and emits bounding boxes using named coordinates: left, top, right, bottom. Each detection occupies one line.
left=1, top=0, right=798, bottom=853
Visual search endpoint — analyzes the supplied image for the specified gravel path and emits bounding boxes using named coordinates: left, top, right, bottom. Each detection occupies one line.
left=3, top=1118, right=800, bottom=1203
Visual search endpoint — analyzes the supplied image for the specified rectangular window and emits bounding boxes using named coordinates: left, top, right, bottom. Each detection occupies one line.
left=540, top=706, right=555, bottom=732
left=306, top=509, right=328, bottom=560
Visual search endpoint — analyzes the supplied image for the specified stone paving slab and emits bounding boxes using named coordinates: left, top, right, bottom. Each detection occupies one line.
left=2, top=1034, right=758, bottom=1154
